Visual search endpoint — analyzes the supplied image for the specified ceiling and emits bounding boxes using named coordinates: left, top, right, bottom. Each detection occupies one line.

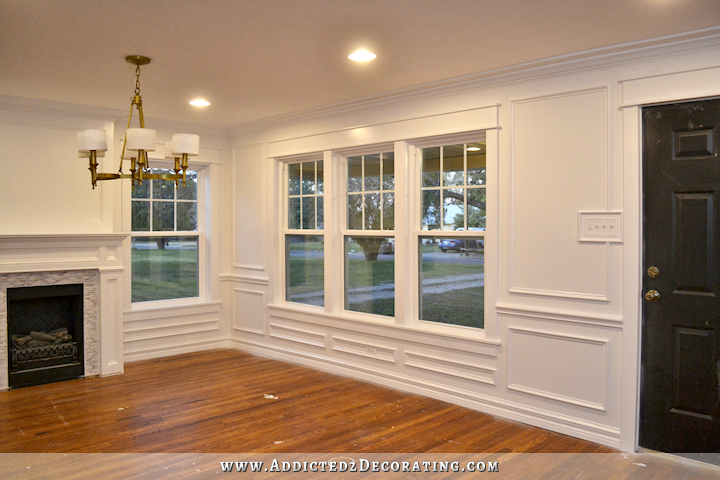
left=1, top=1, right=719, bottom=129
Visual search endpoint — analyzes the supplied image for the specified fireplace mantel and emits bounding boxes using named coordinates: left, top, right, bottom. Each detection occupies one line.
left=0, top=233, right=127, bottom=389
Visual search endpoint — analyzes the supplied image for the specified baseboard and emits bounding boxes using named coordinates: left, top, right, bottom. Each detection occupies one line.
left=228, top=337, right=620, bottom=449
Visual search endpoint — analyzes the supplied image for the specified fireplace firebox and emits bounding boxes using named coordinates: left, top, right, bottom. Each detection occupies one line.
left=7, top=284, right=84, bottom=388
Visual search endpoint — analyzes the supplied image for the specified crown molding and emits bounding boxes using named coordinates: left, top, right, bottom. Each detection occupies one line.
left=230, top=27, right=720, bottom=137
left=0, top=95, right=124, bottom=121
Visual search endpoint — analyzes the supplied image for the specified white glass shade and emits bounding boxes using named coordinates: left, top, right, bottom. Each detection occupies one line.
left=122, top=148, right=138, bottom=160
left=77, top=129, right=107, bottom=152
left=126, top=128, right=156, bottom=151
left=172, top=134, right=199, bottom=156
left=164, top=140, right=176, bottom=160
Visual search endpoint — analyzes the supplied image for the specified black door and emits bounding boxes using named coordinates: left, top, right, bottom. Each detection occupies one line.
left=640, top=99, right=720, bottom=453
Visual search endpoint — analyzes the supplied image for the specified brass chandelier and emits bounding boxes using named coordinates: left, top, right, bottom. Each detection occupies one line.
left=77, top=55, right=199, bottom=189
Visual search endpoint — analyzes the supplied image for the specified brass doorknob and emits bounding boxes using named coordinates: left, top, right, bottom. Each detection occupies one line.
left=645, top=290, right=660, bottom=303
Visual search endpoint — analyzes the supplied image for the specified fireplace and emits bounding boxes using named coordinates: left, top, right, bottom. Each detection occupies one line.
left=7, top=284, right=84, bottom=388
left=0, top=234, right=127, bottom=391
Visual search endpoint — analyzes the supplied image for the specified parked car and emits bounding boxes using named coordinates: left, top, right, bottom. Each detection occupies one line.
left=439, top=228, right=485, bottom=252
left=439, top=238, right=463, bottom=252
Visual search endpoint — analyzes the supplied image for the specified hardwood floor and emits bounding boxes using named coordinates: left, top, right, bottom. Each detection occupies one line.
left=0, top=349, right=717, bottom=478
left=1, top=349, right=613, bottom=454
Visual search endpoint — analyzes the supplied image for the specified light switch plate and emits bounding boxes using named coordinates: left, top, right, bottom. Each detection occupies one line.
left=578, top=211, right=622, bottom=243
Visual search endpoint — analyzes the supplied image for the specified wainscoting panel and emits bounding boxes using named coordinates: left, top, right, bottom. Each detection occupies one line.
left=268, top=322, right=326, bottom=350
left=233, top=143, right=266, bottom=271
left=332, top=335, right=397, bottom=364
left=405, top=351, right=497, bottom=386
left=232, top=288, right=266, bottom=336
left=507, top=326, right=609, bottom=411
left=509, top=88, right=610, bottom=301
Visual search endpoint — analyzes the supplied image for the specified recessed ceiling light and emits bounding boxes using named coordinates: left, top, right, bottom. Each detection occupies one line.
left=189, top=99, right=211, bottom=107
left=348, top=50, right=376, bottom=62
left=467, top=146, right=481, bottom=151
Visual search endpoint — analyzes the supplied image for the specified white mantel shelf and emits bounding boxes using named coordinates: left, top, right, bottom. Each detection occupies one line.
left=0, top=233, right=128, bottom=274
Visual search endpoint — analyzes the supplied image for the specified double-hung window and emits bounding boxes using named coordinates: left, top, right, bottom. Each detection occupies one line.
left=131, top=168, right=200, bottom=303
left=345, top=152, right=395, bottom=317
left=285, top=159, right=324, bottom=306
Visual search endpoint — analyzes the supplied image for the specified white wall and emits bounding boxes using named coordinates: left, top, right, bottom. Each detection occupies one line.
left=225, top=35, right=720, bottom=451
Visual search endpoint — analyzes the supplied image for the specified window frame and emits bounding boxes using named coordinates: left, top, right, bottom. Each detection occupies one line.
left=275, top=129, right=496, bottom=339
left=129, top=162, right=205, bottom=306
left=281, top=155, right=326, bottom=308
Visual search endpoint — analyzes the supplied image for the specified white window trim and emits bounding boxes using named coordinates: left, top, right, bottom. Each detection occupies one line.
left=129, top=161, right=207, bottom=308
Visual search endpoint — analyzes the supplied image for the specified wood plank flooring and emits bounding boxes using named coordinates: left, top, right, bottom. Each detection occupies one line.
left=1, top=349, right=719, bottom=478
left=0, top=349, right=613, bottom=454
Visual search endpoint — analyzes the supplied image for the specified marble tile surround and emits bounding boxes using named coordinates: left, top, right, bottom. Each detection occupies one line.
left=0, top=270, right=100, bottom=390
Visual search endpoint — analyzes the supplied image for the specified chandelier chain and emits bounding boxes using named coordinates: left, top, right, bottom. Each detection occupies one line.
left=134, top=65, right=141, bottom=96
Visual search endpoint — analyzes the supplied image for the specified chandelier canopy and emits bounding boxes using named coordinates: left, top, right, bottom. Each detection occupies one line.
left=77, top=56, right=199, bottom=189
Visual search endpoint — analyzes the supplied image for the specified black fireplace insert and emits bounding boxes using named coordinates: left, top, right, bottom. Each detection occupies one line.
left=7, top=284, right=84, bottom=388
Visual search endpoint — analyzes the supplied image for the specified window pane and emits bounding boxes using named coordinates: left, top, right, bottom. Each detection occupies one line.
left=345, top=236, right=394, bottom=317
left=177, top=170, right=198, bottom=200
left=131, top=236, right=199, bottom=302
left=177, top=202, right=197, bottom=231
left=131, top=179, right=150, bottom=199
left=422, top=147, right=440, bottom=187
left=419, top=236, right=484, bottom=328
left=131, top=201, right=150, bottom=231
left=383, top=192, right=394, bottom=230
left=288, top=164, right=301, bottom=195
left=152, top=201, right=175, bottom=231
left=317, top=160, right=324, bottom=195
left=302, top=197, right=316, bottom=230
left=467, top=142, right=486, bottom=185
left=288, top=197, right=301, bottom=229
left=382, top=152, right=394, bottom=190
left=348, top=156, right=362, bottom=192
left=422, top=189, right=441, bottom=230
left=348, top=194, right=363, bottom=229
left=444, top=188, right=464, bottom=231
left=301, top=161, right=316, bottom=194
left=364, top=193, right=381, bottom=230
left=467, top=188, right=486, bottom=229
left=153, top=169, right=176, bottom=200
left=286, top=235, right=324, bottom=307
left=364, top=154, right=381, bottom=191
left=442, top=144, right=464, bottom=186
left=317, top=196, right=324, bottom=230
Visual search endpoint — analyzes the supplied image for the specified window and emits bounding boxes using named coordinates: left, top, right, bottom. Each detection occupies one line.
left=278, top=134, right=490, bottom=332
left=345, top=152, right=394, bottom=317
left=131, top=169, right=199, bottom=303
left=285, top=160, right=324, bottom=306
left=419, top=142, right=486, bottom=328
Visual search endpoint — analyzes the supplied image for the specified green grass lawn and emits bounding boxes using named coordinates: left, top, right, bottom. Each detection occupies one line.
left=132, top=248, right=199, bottom=302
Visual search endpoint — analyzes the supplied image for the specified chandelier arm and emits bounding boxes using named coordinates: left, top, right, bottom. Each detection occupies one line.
left=118, top=104, right=135, bottom=175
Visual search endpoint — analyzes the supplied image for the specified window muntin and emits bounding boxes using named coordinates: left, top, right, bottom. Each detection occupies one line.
left=347, top=152, right=394, bottom=231
left=421, top=143, right=486, bottom=231
left=418, top=236, right=484, bottom=329
left=131, top=169, right=199, bottom=303
left=286, top=234, right=324, bottom=306
left=288, top=160, right=324, bottom=230
left=345, top=236, right=395, bottom=317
